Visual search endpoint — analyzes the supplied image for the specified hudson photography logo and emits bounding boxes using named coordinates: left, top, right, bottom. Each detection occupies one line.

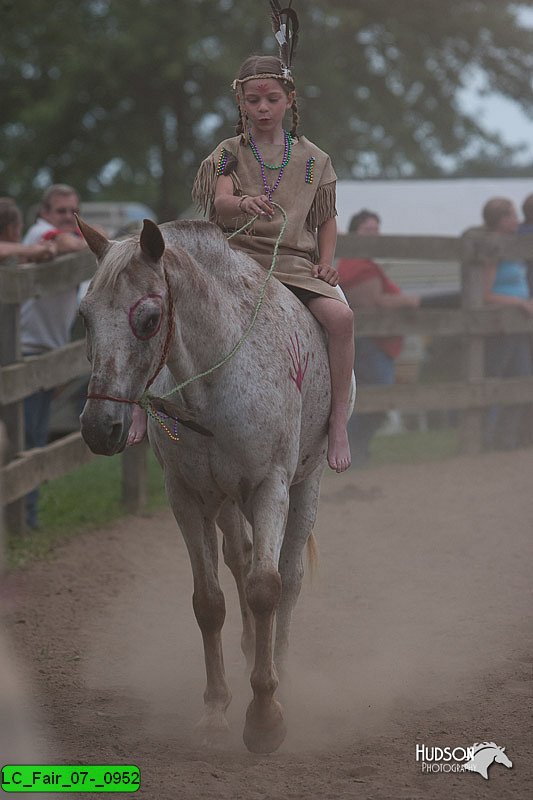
left=416, top=741, right=513, bottom=779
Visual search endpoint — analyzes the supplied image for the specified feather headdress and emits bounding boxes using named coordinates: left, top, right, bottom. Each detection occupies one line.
left=269, top=1, right=299, bottom=78
left=231, top=2, right=301, bottom=143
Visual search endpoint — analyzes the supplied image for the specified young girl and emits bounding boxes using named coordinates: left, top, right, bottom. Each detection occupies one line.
left=128, top=34, right=355, bottom=472
left=191, top=53, right=354, bottom=472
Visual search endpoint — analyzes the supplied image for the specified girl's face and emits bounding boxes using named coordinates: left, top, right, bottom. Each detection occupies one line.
left=242, top=78, right=294, bottom=135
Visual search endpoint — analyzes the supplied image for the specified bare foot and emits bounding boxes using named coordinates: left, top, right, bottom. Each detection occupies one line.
left=126, top=406, right=147, bottom=446
left=327, top=416, right=351, bottom=473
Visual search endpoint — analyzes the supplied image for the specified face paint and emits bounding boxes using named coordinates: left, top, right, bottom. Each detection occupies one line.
left=287, top=332, right=309, bottom=393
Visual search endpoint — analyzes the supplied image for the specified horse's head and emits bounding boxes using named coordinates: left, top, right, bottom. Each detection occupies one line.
left=494, top=746, right=512, bottom=769
left=78, top=217, right=172, bottom=455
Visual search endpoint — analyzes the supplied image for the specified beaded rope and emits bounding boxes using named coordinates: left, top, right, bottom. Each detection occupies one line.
left=305, top=157, right=315, bottom=184
left=248, top=130, right=291, bottom=200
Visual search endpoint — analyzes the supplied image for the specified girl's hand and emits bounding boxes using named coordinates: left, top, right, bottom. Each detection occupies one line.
left=239, top=194, right=274, bottom=219
left=313, top=262, right=339, bottom=286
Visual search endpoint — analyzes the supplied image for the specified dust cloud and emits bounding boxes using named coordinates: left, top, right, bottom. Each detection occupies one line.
left=79, top=451, right=532, bottom=753
left=0, top=426, right=48, bottom=795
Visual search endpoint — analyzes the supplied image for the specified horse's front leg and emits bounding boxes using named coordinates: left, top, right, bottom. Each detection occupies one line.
left=217, top=499, right=255, bottom=671
left=243, top=469, right=290, bottom=754
left=168, top=483, right=231, bottom=744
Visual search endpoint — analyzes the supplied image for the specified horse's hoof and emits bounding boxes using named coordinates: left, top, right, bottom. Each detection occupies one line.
left=194, top=710, right=230, bottom=749
left=243, top=699, right=286, bottom=754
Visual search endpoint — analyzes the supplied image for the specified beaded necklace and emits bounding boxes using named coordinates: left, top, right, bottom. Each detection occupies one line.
left=249, top=129, right=292, bottom=200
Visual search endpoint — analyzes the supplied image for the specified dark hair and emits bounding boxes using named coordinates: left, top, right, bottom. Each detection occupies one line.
left=522, top=193, right=533, bottom=224
left=0, top=197, right=21, bottom=235
left=348, top=209, right=380, bottom=233
left=235, top=55, right=299, bottom=139
left=482, top=197, right=514, bottom=231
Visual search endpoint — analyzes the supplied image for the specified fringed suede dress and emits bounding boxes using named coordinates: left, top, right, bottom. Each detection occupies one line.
left=192, top=134, right=343, bottom=302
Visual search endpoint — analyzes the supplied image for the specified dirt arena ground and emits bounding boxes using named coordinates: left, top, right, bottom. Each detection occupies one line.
left=1, top=449, right=532, bottom=799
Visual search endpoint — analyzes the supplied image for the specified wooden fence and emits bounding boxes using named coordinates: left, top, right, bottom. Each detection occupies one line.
left=1, top=229, right=533, bottom=532
left=0, top=251, right=147, bottom=533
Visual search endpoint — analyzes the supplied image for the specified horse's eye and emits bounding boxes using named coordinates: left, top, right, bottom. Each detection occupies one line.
left=129, top=295, right=163, bottom=340
left=143, top=313, right=160, bottom=335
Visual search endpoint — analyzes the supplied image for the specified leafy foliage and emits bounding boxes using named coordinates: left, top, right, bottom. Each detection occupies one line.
left=1, top=0, right=532, bottom=219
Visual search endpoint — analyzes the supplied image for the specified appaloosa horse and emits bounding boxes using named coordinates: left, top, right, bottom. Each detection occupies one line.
left=78, top=217, right=353, bottom=753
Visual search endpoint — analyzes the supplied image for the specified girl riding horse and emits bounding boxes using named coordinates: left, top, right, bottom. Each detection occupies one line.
left=129, top=44, right=354, bottom=473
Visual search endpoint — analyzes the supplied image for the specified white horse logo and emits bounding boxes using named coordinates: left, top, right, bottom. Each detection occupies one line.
left=464, top=742, right=513, bottom=780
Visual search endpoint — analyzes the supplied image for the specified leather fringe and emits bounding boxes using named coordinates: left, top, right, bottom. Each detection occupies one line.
left=306, top=180, right=337, bottom=230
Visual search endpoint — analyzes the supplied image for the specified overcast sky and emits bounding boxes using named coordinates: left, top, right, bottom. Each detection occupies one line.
left=466, top=4, right=533, bottom=162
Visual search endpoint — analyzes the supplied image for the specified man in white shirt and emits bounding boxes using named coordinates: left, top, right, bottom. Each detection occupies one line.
left=21, top=184, right=88, bottom=528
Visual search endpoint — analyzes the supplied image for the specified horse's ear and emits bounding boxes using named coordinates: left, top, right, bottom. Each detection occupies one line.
left=140, top=219, right=165, bottom=263
left=75, top=215, right=111, bottom=260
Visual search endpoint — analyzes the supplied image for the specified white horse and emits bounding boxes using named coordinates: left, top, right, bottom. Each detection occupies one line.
left=78, top=217, right=354, bottom=753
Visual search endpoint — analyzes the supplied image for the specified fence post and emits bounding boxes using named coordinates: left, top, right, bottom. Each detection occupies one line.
left=121, top=440, right=148, bottom=514
left=459, top=234, right=485, bottom=454
left=0, top=289, right=26, bottom=533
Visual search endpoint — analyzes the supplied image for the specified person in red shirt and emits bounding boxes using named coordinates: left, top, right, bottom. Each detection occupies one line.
left=338, top=210, right=420, bottom=466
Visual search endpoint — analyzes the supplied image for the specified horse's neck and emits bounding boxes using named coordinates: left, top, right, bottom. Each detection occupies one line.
left=164, top=242, right=253, bottom=401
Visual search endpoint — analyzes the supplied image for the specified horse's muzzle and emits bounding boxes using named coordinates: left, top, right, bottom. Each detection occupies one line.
left=80, top=401, right=130, bottom=455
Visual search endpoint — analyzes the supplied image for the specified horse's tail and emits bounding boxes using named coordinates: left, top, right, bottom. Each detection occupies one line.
left=306, top=533, right=319, bottom=580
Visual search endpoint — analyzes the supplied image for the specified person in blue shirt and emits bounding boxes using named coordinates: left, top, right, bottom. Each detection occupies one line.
left=518, top=193, right=533, bottom=296
left=482, top=197, right=533, bottom=450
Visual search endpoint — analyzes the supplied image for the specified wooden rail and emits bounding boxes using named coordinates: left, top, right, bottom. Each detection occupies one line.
left=1, top=230, right=533, bottom=532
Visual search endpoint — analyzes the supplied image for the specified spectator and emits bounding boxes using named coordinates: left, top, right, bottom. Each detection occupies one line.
left=338, top=209, right=420, bottom=467
left=0, top=198, right=56, bottom=263
left=20, top=184, right=88, bottom=529
left=481, top=197, right=533, bottom=450
left=518, top=193, right=533, bottom=297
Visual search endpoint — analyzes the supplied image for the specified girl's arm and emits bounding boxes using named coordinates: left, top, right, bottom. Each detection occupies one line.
left=314, top=216, right=338, bottom=286
left=214, top=175, right=274, bottom=223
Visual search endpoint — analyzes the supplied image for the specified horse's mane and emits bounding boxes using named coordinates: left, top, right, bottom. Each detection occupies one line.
left=90, top=219, right=244, bottom=292
left=161, top=219, right=239, bottom=278
left=91, top=237, right=140, bottom=291
left=470, top=742, right=499, bottom=753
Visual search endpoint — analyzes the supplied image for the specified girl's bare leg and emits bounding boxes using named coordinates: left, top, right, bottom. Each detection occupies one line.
left=127, top=406, right=147, bottom=446
left=307, top=297, right=354, bottom=473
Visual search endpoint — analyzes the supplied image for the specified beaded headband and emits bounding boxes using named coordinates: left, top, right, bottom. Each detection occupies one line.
left=231, top=72, right=293, bottom=92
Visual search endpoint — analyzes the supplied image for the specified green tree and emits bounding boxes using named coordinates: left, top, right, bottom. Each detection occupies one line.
left=1, top=0, right=532, bottom=219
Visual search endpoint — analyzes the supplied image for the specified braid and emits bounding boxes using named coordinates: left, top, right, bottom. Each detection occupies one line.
left=290, top=96, right=300, bottom=139
left=236, top=106, right=244, bottom=138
